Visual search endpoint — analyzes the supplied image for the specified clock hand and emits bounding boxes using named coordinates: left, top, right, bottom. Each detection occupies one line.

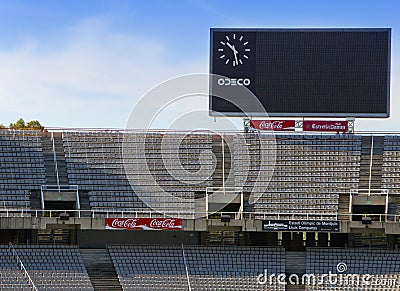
left=226, top=42, right=238, bottom=54
left=233, top=50, right=239, bottom=65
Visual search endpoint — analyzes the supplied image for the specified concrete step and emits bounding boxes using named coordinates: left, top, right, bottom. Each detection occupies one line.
left=286, top=284, right=305, bottom=291
left=285, top=251, right=306, bottom=276
left=80, top=249, right=122, bottom=291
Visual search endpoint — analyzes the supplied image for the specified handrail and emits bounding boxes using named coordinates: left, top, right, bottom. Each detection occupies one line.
left=235, top=204, right=243, bottom=220
left=8, top=242, right=38, bottom=291
left=181, top=244, right=192, bottom=291
left=51, top=132, right=60, bottom=191
left=41, top=185, right=78, bottom=191
left=1, top=208, right=400, bottom=222
left=368, top=136, right=374, bottom=196
left=350, top=189, right=389, bottom=196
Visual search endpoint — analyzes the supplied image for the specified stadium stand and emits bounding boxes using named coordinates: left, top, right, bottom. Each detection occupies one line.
left=124, top=132, right=213, bottom=218
left=306, top=248, right=400, bottom=290
left=108, top=245, right=285, bottom=291
left=1, top=129, right=400, bottom=291
left=63, top=131, right=146, bottom=213
left=0, top=246, right=31, bottom=290
left=61, top=130, right=364, bottom=220
left=109, top=245, right=188, bottom=290
left=0, top=244, right=93, bottom=290
left=63, top=131, right=213, bottom=218
left=382, top=135, right=400, bottom=195
left=0, top=130, right=46, bottom=215
left=236, top=133, right=361, bottom=220
left=0, top=129, right=396, bottom=225
left=184, top=245, right=285, bottom=291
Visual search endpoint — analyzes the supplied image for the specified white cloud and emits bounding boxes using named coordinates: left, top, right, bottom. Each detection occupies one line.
left=0, top=17, right=207, bottom=128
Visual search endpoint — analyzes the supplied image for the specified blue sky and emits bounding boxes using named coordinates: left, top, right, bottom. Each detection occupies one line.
left=0, top=0, right=398, bottom=130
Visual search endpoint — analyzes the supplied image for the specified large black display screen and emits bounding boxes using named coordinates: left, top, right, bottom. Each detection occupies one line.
left=209, top=28, right=391, bottom=117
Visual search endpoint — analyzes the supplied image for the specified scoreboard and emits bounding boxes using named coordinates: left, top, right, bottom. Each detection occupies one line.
left=209, top=28, right=391, bottom=118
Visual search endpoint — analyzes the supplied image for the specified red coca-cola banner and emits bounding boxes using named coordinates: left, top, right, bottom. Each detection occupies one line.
left=105, top=218, right=182, bottom=231
left=303, top=121, right=348, bottom=132
left=250, top=120, right=296, bottom=131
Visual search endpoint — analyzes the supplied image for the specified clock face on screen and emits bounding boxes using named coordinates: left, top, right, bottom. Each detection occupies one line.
left=217, top=33, right=251, bottom=67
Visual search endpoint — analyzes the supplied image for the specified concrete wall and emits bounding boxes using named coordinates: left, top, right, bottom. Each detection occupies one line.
left=77, top=230, right=200, bottom=248
left=1, top=217, right=400, bottom=234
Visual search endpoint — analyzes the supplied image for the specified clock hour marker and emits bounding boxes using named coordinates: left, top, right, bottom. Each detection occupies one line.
left=218, top=35, right=250, bottom=66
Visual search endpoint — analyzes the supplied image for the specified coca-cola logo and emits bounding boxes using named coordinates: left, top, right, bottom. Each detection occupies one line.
left=111, top=218, right=138, bottom=228
left=106, top=218, right=182, bottom=230
left=259, top=120, right=284, bottom=130
left=149, top=218, right=178, bottom=228
left=250, top=120, right=295, bottom=131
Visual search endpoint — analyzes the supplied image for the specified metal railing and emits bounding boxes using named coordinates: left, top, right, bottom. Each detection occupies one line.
left=181, top=244, right=192, bottom=291
left=1, top=208, right=400, bottom=222
left=51, top=132, right=60, bottom=191
left=8, top=242, right=38, bottom=291
left=40, top=185, right=80, bottom=210
left=350, top=188, right=389, bottom=215
left=368, top=136, right=374, bottom=195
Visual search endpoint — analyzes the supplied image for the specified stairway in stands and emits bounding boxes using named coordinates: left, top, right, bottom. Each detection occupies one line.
left=80, top=249, right=123, bottom=291
left=388, top=195, right=400, bottom=219
left=338, top=194, right=350, bottom=218
left=79, top=191, right=92, bottom=217
left=359, top=136, right=384, bottom=190
left=212, top=135, right=234, bottom=188
left=52, top=132, right=69, bottom=185
left=285, top=251, right=306, bottom=291
left=42, top=133, right=58, bottom=185
left=30, top=190, right=42, bottom=210
left=42, top=132, right=69, bottom=186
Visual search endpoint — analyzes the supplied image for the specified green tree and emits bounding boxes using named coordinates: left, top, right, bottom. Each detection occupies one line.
left=8, top=118, right=45, bottom=131
left=26, top=120, right=44, bottom=131
left=9, top=118, right=25, bottom=129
